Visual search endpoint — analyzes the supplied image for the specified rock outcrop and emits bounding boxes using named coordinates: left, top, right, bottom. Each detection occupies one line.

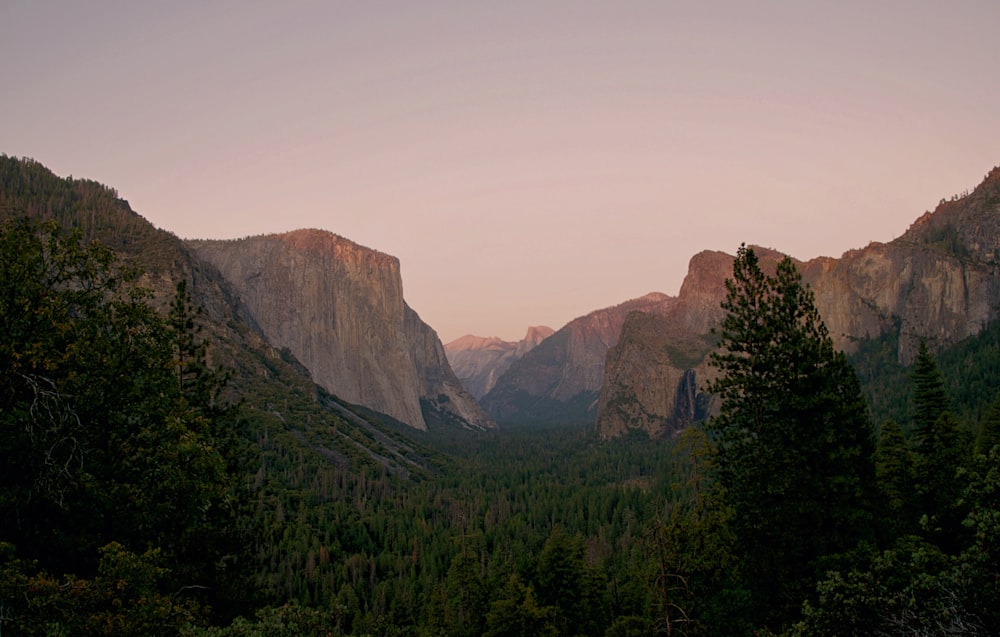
left=596, top=165, right=1000, bottom=439
left=404, top=304, right=497, bottom=429
left=189, top=230, right=493, bottom=431
left=444, top=326, right=554, bottom=398
left=480, top=293, right=675, bottom=425
left=597, top=249, right=786, bottom=439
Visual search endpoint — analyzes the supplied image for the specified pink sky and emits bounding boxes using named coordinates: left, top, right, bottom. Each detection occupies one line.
left=3, top=1, right=998, bottom=342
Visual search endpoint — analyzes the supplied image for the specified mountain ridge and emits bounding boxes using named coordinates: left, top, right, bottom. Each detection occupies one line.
left=479, top=292, right=675, bottom=424
left=596, top=165, right=1000, bottom=439
left=444, top=326, right=555, bottom=399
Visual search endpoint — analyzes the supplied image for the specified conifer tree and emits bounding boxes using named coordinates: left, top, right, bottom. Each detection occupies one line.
left=976, top=392, right=1000, bottom=456
left=911, top=339, right=950, bottom=445
left=0, top=216, right=253, bottom=627
left=707, top=245, right=877, bottom=630
left=909, top=342, right=969, bottom=550
left=874, top=419, right=915, bottom=543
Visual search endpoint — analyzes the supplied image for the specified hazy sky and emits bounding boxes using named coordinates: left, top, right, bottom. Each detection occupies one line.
left=3, top=1, right=998, bottom=342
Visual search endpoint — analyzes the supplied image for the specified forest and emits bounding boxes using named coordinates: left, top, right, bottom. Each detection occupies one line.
left=1, top=170, right=999, bottom=635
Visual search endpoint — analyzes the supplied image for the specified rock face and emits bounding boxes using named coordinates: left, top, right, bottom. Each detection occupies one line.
left=480, top=293, right=675, bottom=424
left=403, top=305, right=498, bottom=429
left=444, top=326, right=554, bottom=398
left=597, top=249, right=786, bottom=440
left=807, top=174, right=1000, bottom=360
left=596, top=165, right=1000, bottom=439
left=189, top=230, right=493, bottom=431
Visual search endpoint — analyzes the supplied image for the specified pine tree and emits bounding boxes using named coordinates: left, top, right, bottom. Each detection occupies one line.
left=911, top=340, right=949, bottom=446
left=706, top=245, right=877, bottom=630
left=874, top=419, right=915, bottom=543
left=909, top=342, right=969, bottom=550
left=167, top=278, right=229, bottom=418
left=0, top=216, right=254, bottom=626
left=976, top=392, right=1000, bottom=456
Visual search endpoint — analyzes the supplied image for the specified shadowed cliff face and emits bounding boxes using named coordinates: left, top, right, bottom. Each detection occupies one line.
left=597, top=165, right=1000, bottom=439
left=444, top=326, right=554, bottom=399
left=479, top=293, right=675, bottom=425
left=596, top=249, right=785, bottom=440
left=403, top=304, right=496, bottom=430
left=189, top=229, right=493, bottom=431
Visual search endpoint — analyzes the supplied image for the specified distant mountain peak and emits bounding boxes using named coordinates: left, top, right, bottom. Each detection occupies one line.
left=444, top=326, right=555, bottom=399
left=523, top=325, right=555, bottom=342
left=444, top=334, right=509, bottom=352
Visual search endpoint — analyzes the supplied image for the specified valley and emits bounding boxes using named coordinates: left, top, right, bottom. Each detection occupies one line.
left=2, top=155, right=1000, bottom=635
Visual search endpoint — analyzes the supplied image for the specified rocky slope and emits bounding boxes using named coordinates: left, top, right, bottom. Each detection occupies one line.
left=1, top=155, right=456, bottom=474
left=597, top=166, right=1000, bottom=439
left=189, top=230, right=493, bottom=431
left=444, top=326, right=554, bottom=398
left=479, top=293, right=675, bottom=424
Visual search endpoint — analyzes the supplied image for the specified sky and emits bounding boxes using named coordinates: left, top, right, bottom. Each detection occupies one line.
left=3, top=1, right=998, bottom=343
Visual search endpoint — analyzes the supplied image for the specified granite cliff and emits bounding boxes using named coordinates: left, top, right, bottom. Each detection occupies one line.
left=479, top=293, right=675, bottom=425
left=597, top=166, right=1000, bottom=439
left=597, top=248, right=786, bottom=439
left=1, top=154, right=462, bottom=477
left=444, top=326, right=554, bottom=399
left=189, top=230, right=493, bottom=431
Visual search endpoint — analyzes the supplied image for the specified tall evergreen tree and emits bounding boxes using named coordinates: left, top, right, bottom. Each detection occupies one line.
left=706, top=245, right=877, bottom=631
left=0, top=216, right=254, bottom=628
left=874, top=419, right=916, bottom=544
left=911, top=340, right=949, bottom=445
left=533, top=526, right=607, bottom=637
left=975, top=392, right=1000, bottom=456
left=909, top=342, right=969, bottom=550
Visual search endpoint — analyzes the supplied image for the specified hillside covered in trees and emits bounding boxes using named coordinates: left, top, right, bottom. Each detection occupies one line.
left=2, top=157, right=999, bottom=635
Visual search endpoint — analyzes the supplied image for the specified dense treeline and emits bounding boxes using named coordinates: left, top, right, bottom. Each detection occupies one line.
left=0, top=216, right=258, bottom=632
left=853, top=315, right=1000, bottom=433
left=231, top=247, right=999, bottom=636
left=2, top=164, right=999, bottom=635
left=0, top=214, right=689, bottom=635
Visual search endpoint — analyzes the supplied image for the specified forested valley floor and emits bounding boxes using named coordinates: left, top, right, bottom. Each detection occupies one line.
left=3, top=214, right=1000, bottom=636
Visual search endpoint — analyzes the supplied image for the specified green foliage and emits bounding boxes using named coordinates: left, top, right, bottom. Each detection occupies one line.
left=793, top=536, right=984, bottom=636
left=5, top=157, right=1000, bottom=635
left=186, top=603, right=344, bottom=637
left=852, top=316, right=1000, bottom=433
left=874, top=419, right=916, bottom=543
left=975, top=392, right=1000, bottom=455
left=483, top=574, right=559, bottom=637
left=792, top=350, right=1000, bottom=635
left=643, top=428, right=744, bottom=636
left=0, top=154, right=182, bottom=268
left=168, top=278, right=230, bottom=418
left=532, top=526, right=607, bottom=636
left=444, top=542, right=489, bottom=637
left=706, top=245, right=877, bottom=631
left=911, top=340, right=951, bottom=444
left=0, top=216, right=253, bottom=628
left=0, top=541, right=206, bottom=636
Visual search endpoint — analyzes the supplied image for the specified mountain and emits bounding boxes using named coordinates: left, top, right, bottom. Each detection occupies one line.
left=0, top=155, right=490, bottom=440
left=189, top=230, right=493, bottom=431
left=597, top=248, right=786, bottom=440
left=444, top=326, right=554, bottom=398
left=479, top=293, right=675, bottom=425
left=597, top=165, right=1000, bottom=439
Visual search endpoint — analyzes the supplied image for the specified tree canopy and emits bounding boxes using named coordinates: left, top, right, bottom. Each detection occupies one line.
left=706, top=245, right=877, bottom=630
left=0, top=216, right=252, bottom=631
